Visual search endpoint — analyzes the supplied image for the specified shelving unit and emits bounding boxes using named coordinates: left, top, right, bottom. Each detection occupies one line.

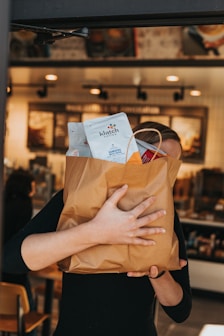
left=181, top=217, right=224, bottom=293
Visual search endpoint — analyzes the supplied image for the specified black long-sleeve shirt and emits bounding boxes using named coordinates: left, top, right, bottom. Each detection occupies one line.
left=3, top=190, right=192, bottom=336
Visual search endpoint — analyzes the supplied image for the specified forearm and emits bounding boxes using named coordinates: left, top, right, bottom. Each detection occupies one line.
left=21, top=222, right=99, bottom=270
left=149, top=271, right=183, bottom=306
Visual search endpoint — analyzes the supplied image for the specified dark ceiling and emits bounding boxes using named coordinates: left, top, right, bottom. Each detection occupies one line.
left=10, top=0, right=224, bottom=29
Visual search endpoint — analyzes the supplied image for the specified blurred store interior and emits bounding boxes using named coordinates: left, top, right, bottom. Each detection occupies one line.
left=3, top=23, right=224, bottom=335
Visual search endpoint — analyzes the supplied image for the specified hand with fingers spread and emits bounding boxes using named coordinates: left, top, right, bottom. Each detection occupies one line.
left=90, top=184, right=166, bottom=246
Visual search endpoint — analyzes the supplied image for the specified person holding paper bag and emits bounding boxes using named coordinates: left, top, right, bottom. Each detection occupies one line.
left=3, top=121, right=192, bottom=336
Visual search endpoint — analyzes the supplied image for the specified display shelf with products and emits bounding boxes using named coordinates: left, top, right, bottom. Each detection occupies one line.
left=181, top=218, right=224, bottom=263
left=180, top=217, right=224, bottom=293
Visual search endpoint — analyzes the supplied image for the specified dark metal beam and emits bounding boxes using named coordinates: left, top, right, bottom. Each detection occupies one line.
left=0, top=0, right=11, bottom=280
left=11, top=0, right=224, bottom=29
left=10, top=59, right=224, bottom=68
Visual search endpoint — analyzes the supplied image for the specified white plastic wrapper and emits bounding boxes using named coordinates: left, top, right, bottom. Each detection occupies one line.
left=66, top=122, right=92, bottom=157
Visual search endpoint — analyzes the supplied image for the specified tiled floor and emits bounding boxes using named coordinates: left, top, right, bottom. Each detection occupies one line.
left=36, top=288, right=224, bottom=336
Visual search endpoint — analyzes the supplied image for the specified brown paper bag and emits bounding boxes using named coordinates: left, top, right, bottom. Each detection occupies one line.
left=57, top=152, right=181, bottom=274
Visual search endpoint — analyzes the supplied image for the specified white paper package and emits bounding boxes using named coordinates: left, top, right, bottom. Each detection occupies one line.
left=83, top=112, right=140, bottom=163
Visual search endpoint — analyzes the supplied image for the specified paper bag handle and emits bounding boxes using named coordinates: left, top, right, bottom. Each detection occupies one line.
left=126, top=128, right=163, bottom=163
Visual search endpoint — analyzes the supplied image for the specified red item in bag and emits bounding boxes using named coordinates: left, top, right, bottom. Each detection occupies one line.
left=141, top=149, right=165, bottom=163
left=136, top=139, right=167, bottom=164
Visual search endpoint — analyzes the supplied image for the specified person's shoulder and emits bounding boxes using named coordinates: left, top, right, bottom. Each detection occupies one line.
left=52, top=189, right=64, bottom=202
left=55, top=189, right=64, bottom=196
left=40, top=189, right=64, bottom=217
left=52, top=189, right=64, bottom=199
